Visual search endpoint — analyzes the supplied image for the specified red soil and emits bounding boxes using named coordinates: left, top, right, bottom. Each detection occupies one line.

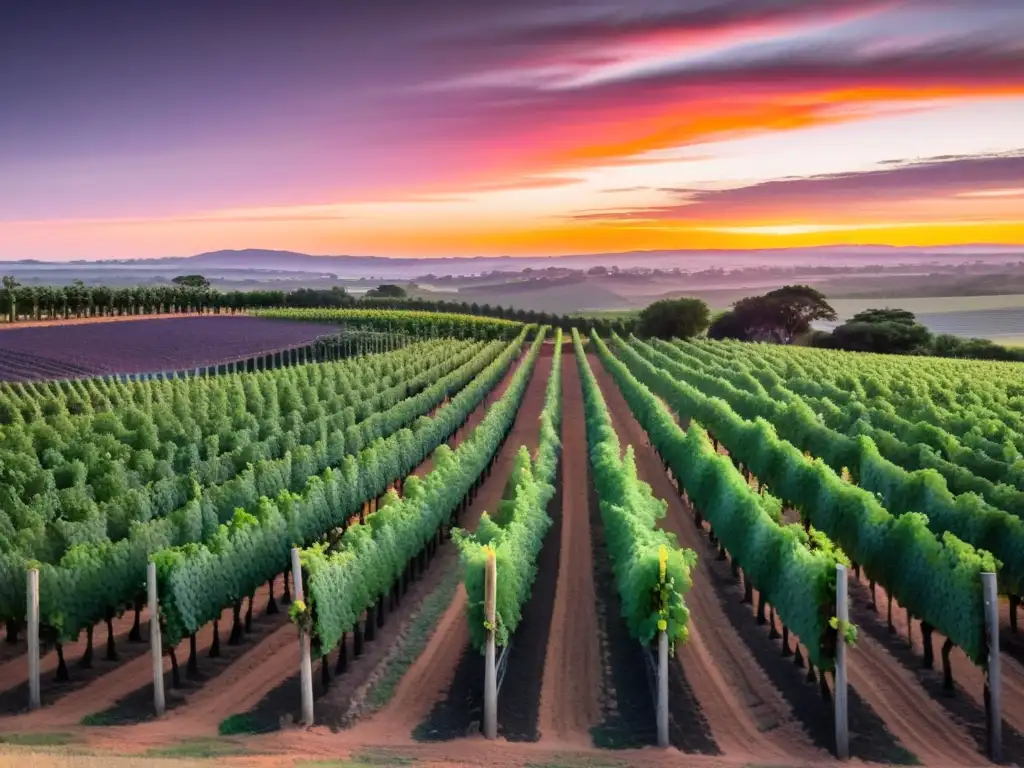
left=597, top=351, right=989, bottom=766
left=348, top=350, right=553, bottom=743
left=536, top=351, right=602, bottom=747
left=0, top=610, right=143, bottom=697
left=589, top=353, right=824, bottom=763
left=864, top=576, right=1024, bottom=739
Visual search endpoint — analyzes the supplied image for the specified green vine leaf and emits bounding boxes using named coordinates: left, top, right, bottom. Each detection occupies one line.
left=830, top=616, right=858, bottom=646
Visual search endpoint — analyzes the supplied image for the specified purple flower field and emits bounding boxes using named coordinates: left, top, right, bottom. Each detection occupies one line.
left=0, top=316, right=340, bottom=381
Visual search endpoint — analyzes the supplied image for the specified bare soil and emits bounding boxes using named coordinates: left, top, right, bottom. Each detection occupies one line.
left=849, top=576, right=1024, bottom=764
left=589, top=353, right=826, bottom=763
left=625, top=351, right=990, bottom=766
left=536, top=352, right=602, bottom=748
left=0, top=610, right=148, bottom=714
left=402, top=349, right=553, bottom=742
left=186, top=350, right=538, bottom=734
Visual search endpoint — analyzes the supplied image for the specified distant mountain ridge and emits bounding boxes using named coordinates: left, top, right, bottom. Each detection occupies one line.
left=1, top=245, right=1021, bottom=280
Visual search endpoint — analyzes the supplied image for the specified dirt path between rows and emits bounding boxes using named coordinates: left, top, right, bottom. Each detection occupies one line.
left=162, top=349, right=536, bottom=737
left=614, top=341, right=991, bottom=766
left=1, top=347, right=529, bottom=740
left=589, top=353, right=825, bottom=764
left=850, top=577, right=1023, bottom=763
left=348, top=349, right=553, bottom=742
left=2, top=578, right=281, bottom=733
left=537, top=352, right=601, bottom=747
left=845, top=632, right=983, bottom=766
left=0, top=610, right=147, bottom=711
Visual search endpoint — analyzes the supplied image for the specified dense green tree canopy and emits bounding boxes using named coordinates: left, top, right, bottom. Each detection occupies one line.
left=636, top=298, right=711, bottom=339
left=365, top=284, right=408, bottom=299
left=171, top=275, right=211, bottom=289
left=730, top=285, right=837, bottom=343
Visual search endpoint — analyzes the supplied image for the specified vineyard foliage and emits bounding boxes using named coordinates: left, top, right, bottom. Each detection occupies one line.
left=66, top=337, right=506, bottom=641
left=253, top=308, right=523, bottom=340
left=156, top=327, right=534, bottom=646
left=612, top=334, right=998, bottom=663
left=591, top=333, right=842, bottom=669
left=456, top=329, right=563, bottom=650
left=637, top=337, right=1024, bottom=602
left=573, top=330, right=695, bottom=646
left=1, top=339, right=490, bottom=631
left=299, top=327, right=549, bottom=656
left=675, top=339, right=1024, bottom=513
left=1, top=328, right=524, bottom=642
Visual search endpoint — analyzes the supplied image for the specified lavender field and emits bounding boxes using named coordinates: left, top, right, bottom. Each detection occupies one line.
left=0, top=316, right=339, bottom=381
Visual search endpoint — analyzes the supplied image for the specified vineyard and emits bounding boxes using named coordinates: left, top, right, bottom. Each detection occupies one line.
left=1, top=309, right=1023, bottom=768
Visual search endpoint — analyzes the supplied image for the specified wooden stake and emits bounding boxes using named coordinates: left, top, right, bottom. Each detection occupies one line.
left=483, top=549, right=497, bottom=740
left=983, top=572, right=1002, bottom=762
left=657, top=631, right=669, bottom=748
left=27, top=569, right=40, bottom=710
left=835, top=564, right=849, bottom=760
left=293, top=547, right=314, bottom=727
left=148, top=561, right=165, bottom=716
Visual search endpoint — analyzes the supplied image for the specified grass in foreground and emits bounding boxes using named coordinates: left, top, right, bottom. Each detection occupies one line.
left=526, top=758, right=626, bottom=768
left=218, top=712, right=278, bottom=736
left=363, top=566, right=461, bottom=712
left=0, top=732, right=78, bottom=747
left=145, top=738, right=254, bottom=759
left=300, top=750, right=416, bottom=767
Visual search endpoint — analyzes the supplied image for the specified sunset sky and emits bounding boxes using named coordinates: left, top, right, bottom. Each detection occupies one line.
left=1, top=0, right=1023, bottom=260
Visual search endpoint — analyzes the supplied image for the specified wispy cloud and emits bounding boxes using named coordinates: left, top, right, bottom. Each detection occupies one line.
left=2, top=0, right=1024, bottom=257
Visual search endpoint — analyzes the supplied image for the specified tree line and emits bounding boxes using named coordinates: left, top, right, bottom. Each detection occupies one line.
left=0, top=277, right=639, bottom=337
left=633, top=288, right=1024, bottom=362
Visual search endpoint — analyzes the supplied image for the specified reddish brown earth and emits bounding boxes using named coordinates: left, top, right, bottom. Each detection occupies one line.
left=860, top=577, right=1024, bottom=741
left=536, top=350, right=602, bottom=747
left=589, top=353, right=825, bottom=763
left=346, top=349, right=553, bottom=743
left=0, top=345, right=527, bottom=737
left=610, top=352, right=989, bottom=765
left=0, top=609, right=145, bottom=701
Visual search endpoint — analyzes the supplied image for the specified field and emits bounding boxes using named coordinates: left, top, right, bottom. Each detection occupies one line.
left=0, top=316, right=339, bottom=381
left=1, top=309, right=1023, bottom=768
left=827, top=295, right=1024, bottom=341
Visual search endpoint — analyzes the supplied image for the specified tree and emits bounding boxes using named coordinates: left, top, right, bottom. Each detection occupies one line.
left=823, top=308, right=933, bottom=355
left=364, top=284, right=407, bottom=299
left=930, top=333, right=1024, bottom=362
left=172, top=275, right=211, bottom=289
left=1, top=276, right=20, bottom=322
left=731, top=285, right=836, bottom=343
left=636, top=298, right=711, bottom=340
left=707, top=310, right=752, bottom=341
left=847, top=308, right=917, bottom=325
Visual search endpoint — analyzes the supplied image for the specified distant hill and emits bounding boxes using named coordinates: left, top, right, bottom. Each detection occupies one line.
left=2, top=245, right=1022, bottom=280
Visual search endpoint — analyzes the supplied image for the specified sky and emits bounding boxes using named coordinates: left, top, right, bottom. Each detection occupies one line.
left=1, top=0, right=1023, bottom=261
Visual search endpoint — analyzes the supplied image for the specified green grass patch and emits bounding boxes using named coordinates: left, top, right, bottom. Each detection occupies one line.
left=363, top=567, right=461, bottom=712
left=80, top=711, right=118, bottom=727
left=526, top=758, right=626, bottom=768
left=0, top=732, right=78, bottom=747
left=300, top=752, right=416, bottom=768
left=218, top=712, right=277, bottom=735
left=145, top=737, right=254, bottom=759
